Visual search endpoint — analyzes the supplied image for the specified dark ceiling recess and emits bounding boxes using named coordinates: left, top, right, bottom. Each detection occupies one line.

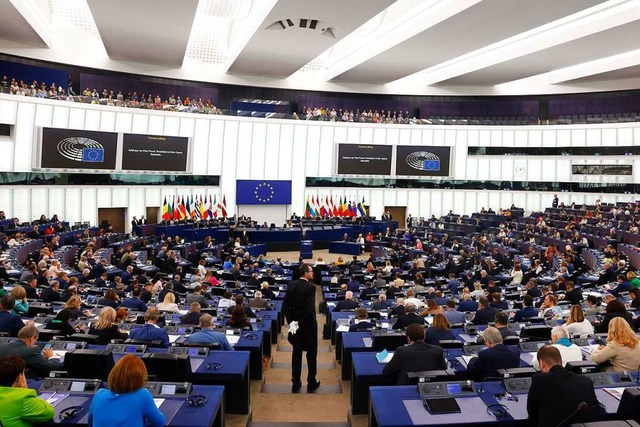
left=266, top=19, right=329, bottom=36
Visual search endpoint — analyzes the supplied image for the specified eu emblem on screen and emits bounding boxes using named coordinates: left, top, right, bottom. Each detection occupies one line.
left=254, top=182, right=275, bottom=203
left=423, top=159, right=440, bottom=171
left=236, top=180, right=292, bottom=205
left=82, top=148, right=105, bottom=162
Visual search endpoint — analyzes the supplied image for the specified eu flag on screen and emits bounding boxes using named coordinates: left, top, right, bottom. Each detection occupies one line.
left=423, top=159, right=440, bottom=171
left=82, top=148, right=104, bottom=162
left=236, top=180, right=292, bottom=205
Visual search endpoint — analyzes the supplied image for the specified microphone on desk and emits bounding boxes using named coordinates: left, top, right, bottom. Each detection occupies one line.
left=554, top=402, right=587, bottom=427
left=478, top=376, right=504, bottom=393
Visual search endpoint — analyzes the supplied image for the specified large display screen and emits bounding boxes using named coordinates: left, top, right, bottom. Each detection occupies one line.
left=236, top=180, right=292, bottom=205
left=395, top=145, right=451, bottom=177
left=40, top=127, right=118, bottom=170
left=121, top=133, right=189, bottom=172
left=337, top=144, right=392, bottom=175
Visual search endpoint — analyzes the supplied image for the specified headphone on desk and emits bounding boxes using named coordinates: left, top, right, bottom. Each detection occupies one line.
left=486, top=403, right=509, bottom=418
left=206, top=362, right=223, bottom=370
left=243, top=333, right=258, bottom=340
left=59, top=405, right=84, bottom=420
left=186, top=394, right=208, bottom=407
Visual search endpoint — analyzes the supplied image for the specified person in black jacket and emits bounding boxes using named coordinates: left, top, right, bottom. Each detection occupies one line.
left=563, top=280, right=583, bottom=305
left=0, top=325, right=62, bottom=378
left=382, top=323, right=447, bottom=384
left=88, top=307, right=128, bottom=345
left=0, top=296, right=25, bottom=337
left=45, top=309, right=83, bottom=337
left=180, top=302, right=203, bottom=325
left=472, top=297, right=500, bottom=325
left=348, top=308, right=374, bottom=332
left=527, top=345, right=599, bottom=427
left=283, top=264, right=319, bottom=393
left=594, top=299, right=634, bottom=333
left=466, top=327, right=520, bottom=380
left=392, top=303, right=424, bottom=329
left=40, top=282, right=61, bottom=303
left=333, top=291, right=360, bottom=312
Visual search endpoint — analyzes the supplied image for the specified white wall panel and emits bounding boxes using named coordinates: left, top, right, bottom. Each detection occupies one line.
left=479, top=130, right=491, bottom=146
left=432, top=129, right=444, bottom=146
left=115, top=112, right=133, bottom=132
left=542, top=130, right=556, bottom=147
left=99, top=111, right=116, bottom=132
left=441, top=190, right=453, bottom=216
left=430, top=191, right=443, bottom=217
left=618, top=128, right=633, bottom=145
left=346, top=126, right=360, bottom=142
left=477, top=158, right=490, bottom=181
left=370, top=189, right=384, bottom=217
left=528, top=130, right=541, bottom=146
left=571, top=129, right=586, bottom=146
left=541, top=159, right=557, bottom=181
left=601, top=128, right=616, bottom=146
left=278, top=124, right=294, bottom=180
left=34, top=104, right=53, bottom=127
left=64, top=189, right=81, bottom=224
left=179, top=118, right=195, bottom=137
left=386, top=128, right=399, bottom=145
left=96, top=189, right=111, bottom=208
left=304, top=125, right=320, bottom=177
left=395, top=190, right=408, bottom=207
left=499, top=192, right=513, bottom=210
left=586, top=129, right=601, bottom=146
left=48, top=188, right=65, bottom=220
left=489, top=158, right=502, bottom=181
left=68, top=108, right=86, bottom=130
left=407, top=191, right=420, bottom=217
left=0, top=139, right=15, bottom=171
left=148, top=115, right=164, bottom=135
left=467, top=130, right=479, bottom=146
left=128, top=188, right=145, bottom=231
left=0, top=100, right=17, bottom=124
left=453, top=191, right=466, bottom=216
left=465, top=191, right=478, bottom=214
left=527, top=158, right=542, bottom=181
left=81, top=188, right=97, bottom=225
left=264, top=123, right=281, bottom=180
left=84, top=109, right=101, bottom=130
left=557, top=129, right=571, bottom=145
left=373, top=128, right=386, bottom=143
left=111, top=188, right=128, bottom=207
left=207, top=120, right=224, bottom=176
left=145, top=188, right=162, bottom=207
left=235, top=121, right=253, bottom=180
left=191, top=119, right=210, bottom=175
left=360, top=127, right=373, bottom=144
left=465, top=157, right=478, bottom=180
left=30, top=188, right=48, bottom=222
left=398, top=128, right=411, bottom=145
left=490, top=130, right=502, bottom=146
left=219, top=120, right=238, bottom=209
left=14, top=103, right=36, bottom=171
left=164, top=116, right=180, bottom=136
left=0, top=189, right=13, bottom=219
left=318, top=126, right=334, bottom=177
left=12, top=188, right=30, bottom=222
left=500, top=158, right=514, bottom=181
left=555, top=159, right=572, bottom=182
left=512, top=192, right=527, bottom=211
left=383, top=190, right=397, bottom=207
left=477, top=192, right=489, bottom=212
left=250, top=122, right=267, bottom=179
left=443, top=129, right=455, bottom=147
left=131, top=114, right=149, bottom=134
left=290, top=125, right=308, bottom=215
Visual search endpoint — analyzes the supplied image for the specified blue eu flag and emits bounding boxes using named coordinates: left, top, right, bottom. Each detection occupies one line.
left=82, top=148, right=104, bottom=162
left=423, top=159, right=440, bottom=171
left=236, top=180, right=292, bottom=205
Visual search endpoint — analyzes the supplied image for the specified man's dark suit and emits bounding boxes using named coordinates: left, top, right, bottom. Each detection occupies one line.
left=382, top=341, right=447, bottom=384
left=472, top=306, right=500, bottom=325
left=22, top=284, right=38, bottom=299
left=527, top=365, right=599, bottom=427
left=282, top=277, right=317, bottom=385
left=349, top=320, right=374, bottom=332
left=0, top=311, right=25, bottom=336
left=0, top=340, right=62, bottom=378
left=466, top=344, right=520, bottom=380
left=180, top=311, right=203, bottom=325
left=333, top=299, right=359, bottom=312
left=392, top=313, right=424, bottom=329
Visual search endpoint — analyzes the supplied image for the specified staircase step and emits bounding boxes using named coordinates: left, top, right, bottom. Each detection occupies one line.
left=270, top=361, right=335, bottom=370
left=260, top=382, right=342, bottom=394
left=277, top=345, right=331, bottom=353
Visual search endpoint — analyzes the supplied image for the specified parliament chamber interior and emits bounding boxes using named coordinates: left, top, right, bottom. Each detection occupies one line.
left=3, top=1, right=640, bottom=427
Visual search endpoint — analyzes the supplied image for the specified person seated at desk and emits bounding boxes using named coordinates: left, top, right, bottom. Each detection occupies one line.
left=457, top=292, right=478, bottom=313
left=392, top=303, right=424, bottom=329
left=218, top=291, right=236, bottom=310
left=425, top=313, right=455, bottom=345
left=155, top=292, right=179, bottom=314
left=594, top=299, right=633, bottom=333
left=181, top=302, right=203, bottom=325
left=0, top=325, right=62, bottom=378
left=382, top=323, right=447, bottom=385
left=466, top=327, right=520, bottom=381
left=527, top=346, right=599, bottom=427
left=372, top=293, right=392, bottom=311
left=608, top=274, right=631, bottom=297
left=629, top=288, right=640, bottom=310
left=229, top=295, right=256, bottom=318
left=584, top=295, right=602, bottom=316
left=390, top=297, right=405, bottom=317
left=333, top=291, right=360, bottom=312
left=0, top=296, right=25, bottom=337
left=0, top=355, right=54, bottom=427
left=10, top=287, right=29, bottom=317
left=591, top=317, right=640, bottom=372
left=532, top=326, right=582, bottom=370
left=228, top=305, right=251, bottom=330
left=512, top=295, right=538, bottom=322
left=89, top=307, right=129, bottom=345
left=476, top=312, right=517, bottom=344
left=419, top=299, right=443, bottom=317
left=129, top=308, right=170, bottom=348
left=562, top=305, right=594, bottom=338
left=186, top=314, right=234, bottom=350
left=349, top=308, right=375, bottom=332
left=249, top=291, right=270, bottom=309
left=443, top=299, right=465, bottom=324
left=561, top=280, right=583, bottom=305
left=88, top=354, right=165, bottom=427
left=346, top=275, right=360, bottom=293
left=404, top=289, right=423, bottom=310
left=372, top=273, right=386, bottom=288
left=185, top=285, right=209, bottom=308
left=119, top=288, right=148, bottom=312
left=489, top=292, right=509, bottom=310
left=472, top=297, right=499, bottom=325
left=541, top=294, right=563, bottom=320
left=359, top=281, right=378, bottom=300
left=98, top=288, right=120, bottom=309
left=45, top=309, right=85, bottom=337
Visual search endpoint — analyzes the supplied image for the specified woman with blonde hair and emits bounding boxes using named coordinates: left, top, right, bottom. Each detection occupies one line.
left=591, top=317, right=640, bottom=372
left=65, top=295, right=91, bottom=319
left=156, top=292, right=179, bottom=313
left=10, top=287, right=28, bottom=316
left=562, top=305, right=594, bottom=338
left=89, top=307, right=128, bottom=344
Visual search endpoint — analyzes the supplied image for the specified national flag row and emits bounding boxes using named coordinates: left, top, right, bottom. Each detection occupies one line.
left=162, top=195, right=227, bottom=221
left=305, top=195, right=367, bottom=218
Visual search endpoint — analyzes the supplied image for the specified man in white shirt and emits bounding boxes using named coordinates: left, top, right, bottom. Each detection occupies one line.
left=403, top=289, right=423, bottom=310
left=531, top=326, right=582, bottom=370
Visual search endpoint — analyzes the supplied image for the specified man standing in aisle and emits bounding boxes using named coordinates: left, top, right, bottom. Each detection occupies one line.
left=283, top=263, right=320, bottom=393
